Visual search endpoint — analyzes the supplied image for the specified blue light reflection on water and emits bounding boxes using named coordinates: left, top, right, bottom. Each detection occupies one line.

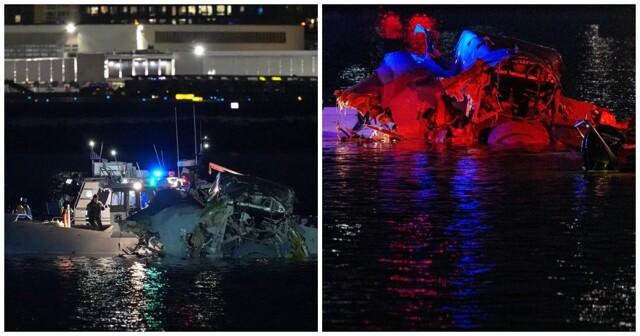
left=5, top=256, right=317, bottom=331
left=322, top=142, right=634, bottom=331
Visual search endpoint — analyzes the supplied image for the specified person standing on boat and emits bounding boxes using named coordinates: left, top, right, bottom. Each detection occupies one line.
left=87, top=194, right=105, bottom=230
left=15, top=197, right=32, bottom=220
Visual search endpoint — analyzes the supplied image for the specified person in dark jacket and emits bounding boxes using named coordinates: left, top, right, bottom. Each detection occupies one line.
left=87, top=194, right=105, bottom=230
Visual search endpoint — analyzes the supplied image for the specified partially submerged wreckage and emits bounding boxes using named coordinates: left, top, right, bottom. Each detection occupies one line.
left=334, top=27, right=634, bottom=171
left=123, top=164, right=317, bottom=259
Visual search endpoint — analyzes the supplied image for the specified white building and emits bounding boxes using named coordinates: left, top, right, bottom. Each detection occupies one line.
left=5, top=23, right=317, bottom=85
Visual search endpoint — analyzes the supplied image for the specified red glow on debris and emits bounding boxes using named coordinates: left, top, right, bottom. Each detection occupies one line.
left=377, top=10, right=403, bottom=39
left=405, top=14, right=439, bottom=55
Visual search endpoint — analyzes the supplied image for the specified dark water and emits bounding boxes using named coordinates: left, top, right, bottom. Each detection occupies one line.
left=322, top=143, right=635, bottom=331
left=5, top=256, right=317, bottom=331
left=322, top=5, right=635, bottom=331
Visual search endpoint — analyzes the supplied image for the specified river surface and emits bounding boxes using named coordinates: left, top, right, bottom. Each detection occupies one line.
left=322, top=142, right=635, bottom=331
left=5, top=256, right=317, bottom=331
left=322, top=5, right=635, bottom=331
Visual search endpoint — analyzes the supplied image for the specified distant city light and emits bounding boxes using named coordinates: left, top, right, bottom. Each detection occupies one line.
left=230, top=102, right=239, bottom=109
left=65, top=23, right=76, bottom=33
left=89, top=140, right=95, bottom=147
left=194, top=45, right=205, bottom=56
left=137, top=24, right=144, bottom=32
left=297, top=96, right=302, bottom=101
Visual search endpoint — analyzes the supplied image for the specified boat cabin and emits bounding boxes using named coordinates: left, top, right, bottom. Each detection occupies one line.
left=73, top=160, right=155, bottom=231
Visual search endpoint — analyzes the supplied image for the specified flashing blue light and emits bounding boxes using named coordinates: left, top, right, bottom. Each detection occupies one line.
left=73, top=97, right=77, bottom=101
left=106, top=95, right=111, bottom=100
left=210, top=96, right=214, bottom=100
left=153, top=170, right=163, bottom=178
left=45, top=98, right=50, bottom=102
left=142, top=98, right=147, bottom=102
left=149, top=177, right=157, bottom=186
left=164, top=96, right=168, bottom=101
left=27, top=96, right=32, bottom=100
left=257, top=6, right=263, bottom=15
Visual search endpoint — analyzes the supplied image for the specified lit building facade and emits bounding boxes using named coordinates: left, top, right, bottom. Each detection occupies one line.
left=5, top=5, right=317, bottom=85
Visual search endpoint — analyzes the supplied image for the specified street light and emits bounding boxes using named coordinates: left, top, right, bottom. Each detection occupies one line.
left=65, top=23, right=76, bottom=33
left=111, top=150, right=119, bottom=176
left=89, top=140, right=95, bottom=175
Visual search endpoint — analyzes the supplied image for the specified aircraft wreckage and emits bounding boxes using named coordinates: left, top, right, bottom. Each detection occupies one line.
left=6, top=162, right=317, bottom=259
left=333, top=26, right=634, bottom=171
left=122, top=165, right=317, bottom=259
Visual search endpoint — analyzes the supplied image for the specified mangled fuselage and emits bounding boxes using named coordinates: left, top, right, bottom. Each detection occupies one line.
left=335, top=27, right=629, bottom=146
left=121, top=171, right=316, bottom=259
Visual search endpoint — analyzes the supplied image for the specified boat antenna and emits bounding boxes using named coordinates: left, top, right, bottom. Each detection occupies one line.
left=153, top=144, right=162, bottom=168
left=193, top=104, right=198, bottom=165
left=175, top=106, right=180, bottom=172
left=99, top=141, right=104, bottom=159
left=161, top=150, right=165, bottom=170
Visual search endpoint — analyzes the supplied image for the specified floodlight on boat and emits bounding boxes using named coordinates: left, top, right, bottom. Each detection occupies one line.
left=133, top=182, right=142, bottom=190
left=153, top=170, right=164, bottom=178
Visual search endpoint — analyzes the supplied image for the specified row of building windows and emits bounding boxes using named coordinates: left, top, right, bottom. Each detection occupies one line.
left=85, top=5, right=239, bottom=17
left=5, top=44, right=63, bottom=58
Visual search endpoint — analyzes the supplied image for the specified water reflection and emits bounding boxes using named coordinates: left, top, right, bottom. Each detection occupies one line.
left=553, top=174, right=636, bottom=330
left=323, top=142, right=634, bottom=331
left=6, top=256, right=315, bottom=331
left=576, top=24, right=635, bottom=119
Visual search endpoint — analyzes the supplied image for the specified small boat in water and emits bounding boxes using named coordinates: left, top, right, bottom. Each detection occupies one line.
left=5, top=213, right=139, bottom=255
left=5, top=159, right=155, bottom=256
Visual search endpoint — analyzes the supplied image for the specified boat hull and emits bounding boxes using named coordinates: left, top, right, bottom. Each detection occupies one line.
left=5, top=214, right=138, bottom=256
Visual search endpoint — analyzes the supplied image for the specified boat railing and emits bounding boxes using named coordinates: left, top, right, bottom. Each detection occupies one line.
left=574, top=119, right=617, bottom=160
